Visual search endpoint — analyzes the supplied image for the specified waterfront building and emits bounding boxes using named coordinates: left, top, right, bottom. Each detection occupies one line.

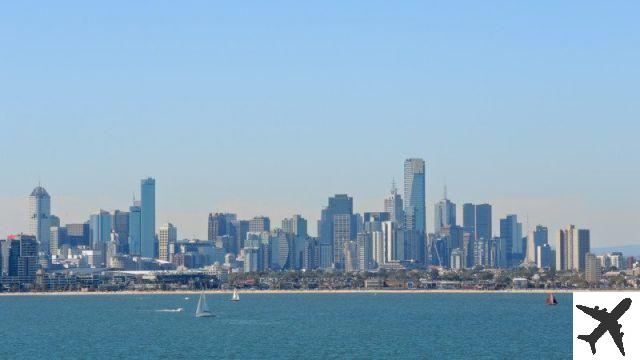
left=384, top=182, right=404, bottom=227
left=158, top=223, right=177, bottom=262
left=29, top=186, right=51, bottom=254
left=282, top=215, right=308, bottom=237
left=434, top=187, right=456, bottom=235
left=585, top=252, right=601, bottom=284
left=404, top=158, right=426, bottom=233
left=249, top=216, right=270, bottom=233
left=7, top=234, right=38, bottom=284
left=140, top=177, right=156, bottom=258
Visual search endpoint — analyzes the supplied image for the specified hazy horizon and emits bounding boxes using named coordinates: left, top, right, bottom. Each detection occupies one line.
left=1, top=2, right=639, bottom=246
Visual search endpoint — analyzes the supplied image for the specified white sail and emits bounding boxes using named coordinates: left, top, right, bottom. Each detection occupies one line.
left=232, top=289, right=240, bottom=301
left=196, top=292, right=213, bottom=317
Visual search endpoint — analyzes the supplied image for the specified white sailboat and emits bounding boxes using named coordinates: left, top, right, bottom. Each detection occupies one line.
left=231, top=289, right=240, bottom=302
left=195, top=292, right=214, bottom=317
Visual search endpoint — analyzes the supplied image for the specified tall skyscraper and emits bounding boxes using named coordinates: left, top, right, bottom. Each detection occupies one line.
left=499, top=214, right=521, bottom=266
left=384, top=182, right=404, bottom=227
left=158, top=223, right=177, bottom=262
left=318, top=194, right=354, bottom=268
left=89, top=210, right=112, bottom=250
left=333, top=214, right=352, bottom=268
left=556, top=225, right=590, bottom=272
left=112, top=210, right=130, bottom=254
left=282, top=215, right=308, bottom=237
left=128, top=201, right=142, bottom=256
left=140, top=178, right=156, bottom=258
left=403, top=158, right=426, bottom=233
left=434, top=187, right=456, bottom=235
left=463, top=203, right=492, bottom=242
left=29, top=186, right=51, bottom=254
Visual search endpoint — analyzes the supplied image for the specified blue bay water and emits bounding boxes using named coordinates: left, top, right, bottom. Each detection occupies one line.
left=0, top=293, right=572, bottom=359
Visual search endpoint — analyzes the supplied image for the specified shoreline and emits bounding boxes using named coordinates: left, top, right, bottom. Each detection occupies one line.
left=0, top=289, right=609, bottom=296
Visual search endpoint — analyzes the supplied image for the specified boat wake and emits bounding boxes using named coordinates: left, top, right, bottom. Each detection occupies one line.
left=156, top=308, right=184, bottom=313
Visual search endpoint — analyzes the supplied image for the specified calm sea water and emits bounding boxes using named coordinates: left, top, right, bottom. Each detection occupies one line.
left=0, top=293, right=572, bottom=359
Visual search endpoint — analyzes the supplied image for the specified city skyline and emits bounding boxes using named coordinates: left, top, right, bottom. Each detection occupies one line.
left=0, top=162, right=617, bottom=249
left=1, top=2, right=639, bottom=246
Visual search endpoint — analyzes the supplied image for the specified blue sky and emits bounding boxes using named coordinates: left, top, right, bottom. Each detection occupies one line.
left=1, top=2, right=638, bottom=245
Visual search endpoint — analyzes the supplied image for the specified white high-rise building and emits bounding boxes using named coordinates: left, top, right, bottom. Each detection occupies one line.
left=158, top=223, right=177, bottom=262
left=434, top=186, right=456, bottom=235
left=29, top=186, right=51, bottom=254
left=372, top=231, right=385, bottom=267
left=384, top=182, right=404, bottom=227
left=556, top=225, right=590, bottom=272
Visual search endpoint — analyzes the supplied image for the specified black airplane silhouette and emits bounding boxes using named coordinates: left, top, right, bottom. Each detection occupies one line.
left=576, top=298, right=632, bottom=356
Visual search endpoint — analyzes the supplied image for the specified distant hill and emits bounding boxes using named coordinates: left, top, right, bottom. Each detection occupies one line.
left=592, top=245, right=640, bottom=257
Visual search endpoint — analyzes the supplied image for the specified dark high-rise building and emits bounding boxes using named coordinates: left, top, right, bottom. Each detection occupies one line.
left=7, top=234, right=38, bottom=284
left=404, top=158, right=426, bottom=233
left=112, top=210, right=130, bottom=254
left=500, top=214, right=522, bottom=267
left=462, top=203, right=492, bottom=242
left=230, top=220, right=249, bottom=253
left=249, top=216, right=270, bottom=233
left=140, top=177, right=156, bottom=258
left=65, top=223, right=90, bottom=247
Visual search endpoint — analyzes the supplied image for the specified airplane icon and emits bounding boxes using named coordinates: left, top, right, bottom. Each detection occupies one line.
left=576, top=298, right=632, bottom=356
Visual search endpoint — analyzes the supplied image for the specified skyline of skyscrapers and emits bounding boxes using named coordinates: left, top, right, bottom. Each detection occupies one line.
left=3, top=159, right=600, bottom=282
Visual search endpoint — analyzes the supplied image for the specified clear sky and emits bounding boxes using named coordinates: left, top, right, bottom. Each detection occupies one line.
left=1, top=2, right=638, bottom=246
